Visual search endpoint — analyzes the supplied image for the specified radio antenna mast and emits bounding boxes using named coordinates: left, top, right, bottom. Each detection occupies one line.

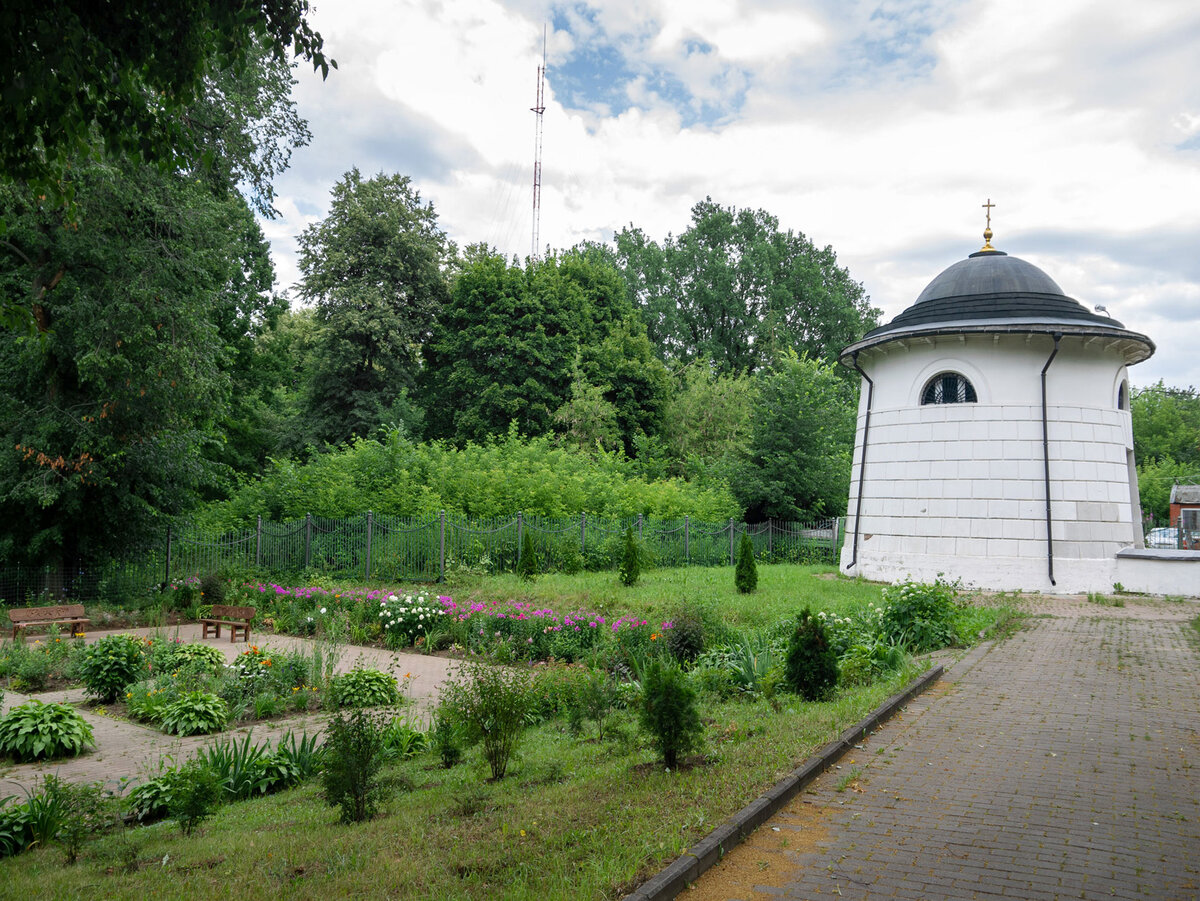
left=530, top=24, right=546, bottom=260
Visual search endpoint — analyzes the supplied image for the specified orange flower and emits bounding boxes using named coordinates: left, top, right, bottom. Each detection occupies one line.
left=650, top=633, right=659, bottom=641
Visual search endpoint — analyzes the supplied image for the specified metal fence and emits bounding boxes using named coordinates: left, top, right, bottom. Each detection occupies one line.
left=1, top=512, right=843, bottom=603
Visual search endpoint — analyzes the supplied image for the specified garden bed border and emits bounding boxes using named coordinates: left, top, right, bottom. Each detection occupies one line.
left=622, top=663, right=945, bottom=901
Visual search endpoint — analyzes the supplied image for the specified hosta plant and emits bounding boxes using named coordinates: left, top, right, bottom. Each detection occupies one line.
left=160, top=691, right=229, bottom=736
left=77, top=634, right=146, bottom=702
left=331, top=668, right=400, bottom=708
left=0, top=700, right=95, bottom=761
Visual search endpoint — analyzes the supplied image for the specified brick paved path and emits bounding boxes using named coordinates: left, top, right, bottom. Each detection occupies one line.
left=691, top=596, right=1200, bottom=901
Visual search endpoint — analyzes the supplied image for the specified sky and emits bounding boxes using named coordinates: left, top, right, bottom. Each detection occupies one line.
left=263, top=0, right=1200, bottom=388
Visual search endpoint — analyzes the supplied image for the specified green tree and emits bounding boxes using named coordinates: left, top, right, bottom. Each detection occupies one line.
left=734, top=532, right=757, bottom=593
left=297, top=169, right=453, bottom=446
left=659, top=360, right=757, bottom=479
left=619, top=526, right=641, bottom=586
left=422, top=246, right=661, bottom=448
left=0, top=163, right=277, bottom=574
left=733, top=353, right=855, bottom=522
left=615, top=199, right=879, bottom=374
left=1132, top=381, right=1200, bottom=465
left=0, top=2, right=331, bottom=200
left=0, top=3, right=332, bottom=333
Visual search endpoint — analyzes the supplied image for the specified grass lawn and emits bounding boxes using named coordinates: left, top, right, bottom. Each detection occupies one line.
left=0, top=565, right=1018, bottom=899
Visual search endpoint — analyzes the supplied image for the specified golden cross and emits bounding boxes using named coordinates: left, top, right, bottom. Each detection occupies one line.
left=982, top=198, right=995, bottom=229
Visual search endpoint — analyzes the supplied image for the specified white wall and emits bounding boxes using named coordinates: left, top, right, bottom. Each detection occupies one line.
left=841, top=332, right=1143, bottom=593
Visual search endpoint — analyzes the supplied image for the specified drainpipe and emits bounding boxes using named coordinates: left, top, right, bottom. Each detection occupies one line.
left=1041, top=334, right=1062, bottom=586
left=848, top=351, right=874, bottom=571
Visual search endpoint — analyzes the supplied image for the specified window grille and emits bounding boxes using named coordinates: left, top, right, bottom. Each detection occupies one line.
left=921, top=372, right=977, bottom=405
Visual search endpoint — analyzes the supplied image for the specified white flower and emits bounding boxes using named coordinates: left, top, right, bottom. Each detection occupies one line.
left=320, top=607, right=327, bottom=614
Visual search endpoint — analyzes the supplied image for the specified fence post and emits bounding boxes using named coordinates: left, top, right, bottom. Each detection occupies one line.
left=164, top=524, right=172, bottom=587
left=304, top=513, right=312, bottom=569
left=581, top=512, right=586, bottom=557
left=768, top=519, right=773, bottom=559
left=365, top=511, right=373, bottom=580
left=833, top=517, right=841, bottom=559
left=729, top=518, right=736, bottom=565
left=684, top=515, right=689, bottom=564
left=517, top=512, right=523, bottom=569
left=637, top=513, right=643, bottom=542
left=255, top=515, right=262, bottom=568
left=439, top=510, right=446, bottom=582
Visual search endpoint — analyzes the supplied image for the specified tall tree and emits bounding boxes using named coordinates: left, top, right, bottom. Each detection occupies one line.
left=0, top=163, right=274, bottom=571
left=422, top=245, right=668, bottom=452
left=0, top=2, right=331, bottom=333
left=732, top=353, right=855, bottom=522
left=1131, top=381, right=1200, bottom=466
left=615, top=199, right=879, bottom=374
left=296, top=169, right=453, bottom=446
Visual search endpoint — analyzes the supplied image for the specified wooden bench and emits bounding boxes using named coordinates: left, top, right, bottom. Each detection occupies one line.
left=201, top=604, right=256, bottom=643
left=8, top=604, right=90, bottom=642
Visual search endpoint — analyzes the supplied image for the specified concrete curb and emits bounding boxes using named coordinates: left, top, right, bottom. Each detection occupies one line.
left=621, top=664, right=946, bottom=901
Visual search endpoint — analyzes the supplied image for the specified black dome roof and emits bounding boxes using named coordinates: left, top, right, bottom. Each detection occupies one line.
left=840, top=247, right=1154, bottom=365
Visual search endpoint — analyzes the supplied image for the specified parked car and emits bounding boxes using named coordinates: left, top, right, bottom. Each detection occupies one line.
left=1145, top=527, right=1200, bottom=549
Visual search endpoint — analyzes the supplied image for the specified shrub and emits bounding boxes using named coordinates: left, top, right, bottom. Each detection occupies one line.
left=440, top=663, right=531, bottom=780
left=377, top=594, right=449, bottom=648
left=639, top=660, right=703, bottom=769
left=381, top=717, right=429, bottom=760
left=124, top=678, right=175, bottom=723
left=430, top=707, right=462, bottom=769
left=665, top=606, right=706, bottom=665
left=169, top=643, right=226, bottom=676
left=198, top=572, right=227, bottom=607
left=40, top=776, right=114, bottom=864
left=0, top=700, right=94, bottom=761
left=321, top=706, right=388, bottom=823
left=784, top=608, right=839, bottom=701
left=332, top=668, right=400, bottom=708
left=734, top=532, right=758, bottom=593
left=516, top=528, right=538, bottom=580
left=880, top=577, right=959, bottom=653
left=170, top=760, right=223, bottom=836
left=569, top=667, right=620, bottom=740
left=160, top=691, right=229, bottom=736
left=619, top=526, right=641, bottom=586
left=77, top=634, right=146, bottom=702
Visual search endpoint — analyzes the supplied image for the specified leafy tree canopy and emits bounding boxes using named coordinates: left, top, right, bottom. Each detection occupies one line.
left=1132, top=381, right=1200, bottom=466
left=615, top=198, right=879, bottom=375
left=296, top=168, right=454, bottom=447
left=732, top=352, right=856, bottom=522
left=0, top=2, right=331, bottom=198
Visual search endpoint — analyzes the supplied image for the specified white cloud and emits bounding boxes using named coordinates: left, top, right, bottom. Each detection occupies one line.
left=264, top=0, right=1200, bottom=387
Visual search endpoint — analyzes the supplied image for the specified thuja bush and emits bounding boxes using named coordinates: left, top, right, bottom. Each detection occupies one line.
left=516, top=529, right=538, bottom=580
left=0, top=701, right=95, bottom=761
left=198, top=572, right=227, bottom=607
left=322, top=707, right=389, bottom=823
left=441, top=663, right=531, bottom=780
left=734, top=532, right=758, bottom=593
left=77, top=634, right=147, bottom=702
left=785, top=608, right=839, bottom=701
left=639, top=659, right=703, bottom=769
left=880, top=577, right=960, bottom=653
left=619, top=526, right=640, bottom=586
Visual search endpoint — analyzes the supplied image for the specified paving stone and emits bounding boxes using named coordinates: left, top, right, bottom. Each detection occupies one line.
left=688, top=593, right=1200, bottom=901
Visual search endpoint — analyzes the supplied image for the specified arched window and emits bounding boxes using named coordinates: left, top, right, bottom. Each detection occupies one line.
left=921, top=372, right=977, bottom=405
left=1117, top=380, right=1128, bottom=410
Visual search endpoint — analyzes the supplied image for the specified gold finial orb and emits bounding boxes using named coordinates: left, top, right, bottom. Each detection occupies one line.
left=980, top=199, right=997, bottom=252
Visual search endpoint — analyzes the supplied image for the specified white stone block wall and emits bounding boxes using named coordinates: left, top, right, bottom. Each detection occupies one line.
left=841, top=334, right=1141, bottom=593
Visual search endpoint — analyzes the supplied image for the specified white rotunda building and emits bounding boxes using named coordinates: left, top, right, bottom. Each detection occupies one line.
left=838, top=223, right=1154, bottom=593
